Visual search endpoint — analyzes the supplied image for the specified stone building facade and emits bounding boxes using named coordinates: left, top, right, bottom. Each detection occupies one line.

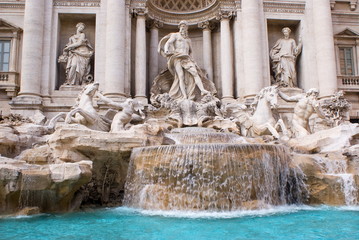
left=0, top=0, right=358, bottom=121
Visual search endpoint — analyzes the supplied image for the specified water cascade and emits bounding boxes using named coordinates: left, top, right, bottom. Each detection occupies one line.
left=124, top=128, right=307, bottom=211
left=314, top=156, right=359, bottom=205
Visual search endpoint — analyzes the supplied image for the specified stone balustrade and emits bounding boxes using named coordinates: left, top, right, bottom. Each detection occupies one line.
left=0, top=72, right=19, bottom=97
left=338, top=76, right=359, bottom=90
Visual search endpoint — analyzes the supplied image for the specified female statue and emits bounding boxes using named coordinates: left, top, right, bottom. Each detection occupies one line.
left=270, top=27, right=302, bottom=88
left=59, top=22, right=94, bottom=85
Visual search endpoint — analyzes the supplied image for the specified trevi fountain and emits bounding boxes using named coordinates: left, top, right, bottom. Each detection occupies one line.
left=0, top=0, right=359, bottom=239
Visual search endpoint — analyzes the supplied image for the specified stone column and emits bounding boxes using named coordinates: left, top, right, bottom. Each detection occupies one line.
left=148, top=20, right=162, bottom=89
left=241, top=0, right=264, bottom=98
left=134, top=8, right=148, bottom=104
left=104, top=0, right=126, bottom=98
left=313, top=0, right=337, bottom=97
left=198, top=21, right=214, bottom=82
left=218, top=11, right=234, bottom=102
left=233, top=12, right=244, bottom=99
left=17, top=0, right=45, bottom=99
left=9, top=31, right=19, bottom=72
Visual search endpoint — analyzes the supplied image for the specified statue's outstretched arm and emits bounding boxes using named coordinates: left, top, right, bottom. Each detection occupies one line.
left=97, top=92, right=123, bottom=109
left=278, top=91, right=300, bottom=102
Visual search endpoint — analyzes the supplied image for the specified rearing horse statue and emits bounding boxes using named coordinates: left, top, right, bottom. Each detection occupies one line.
left=47, top=83, right=111, bottom=132
left=228, top=86, right=288, bottom=139
left=64, top=82, right=111, bottom=131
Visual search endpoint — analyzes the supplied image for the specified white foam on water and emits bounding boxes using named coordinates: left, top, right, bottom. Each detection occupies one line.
left=0, top=213, right=49, bottom=219
left=335, top=205, right=359, bottom=211
left=114, top=205, right=316, bottom=219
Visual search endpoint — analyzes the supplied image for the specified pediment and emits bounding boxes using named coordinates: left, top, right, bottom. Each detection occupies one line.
left=0, top=18, right=22, bottom=32
left=335, top=28, right=359, bottom=37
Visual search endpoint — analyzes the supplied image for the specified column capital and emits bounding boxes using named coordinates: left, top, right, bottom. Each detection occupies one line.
left=133, top=7, right=148, bottom=18
left=216, top=10, right=234, bottom=21
left=147, top=19, right=163, bottom=30
left=198, top=21, right=215, bottom=31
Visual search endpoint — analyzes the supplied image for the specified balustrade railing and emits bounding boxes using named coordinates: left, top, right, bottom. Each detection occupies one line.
left=0, top=72, right=19, bottom=97
left=338, top=75, right=359, bottom=90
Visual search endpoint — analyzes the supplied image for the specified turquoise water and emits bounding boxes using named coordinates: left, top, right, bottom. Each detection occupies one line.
left=1, top=206, right=358, bottom=240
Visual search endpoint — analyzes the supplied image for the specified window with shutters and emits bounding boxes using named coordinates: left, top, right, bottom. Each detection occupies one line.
left=0, top=40, right=10, bottom=72
left=339, top=47, right=355, bottom=75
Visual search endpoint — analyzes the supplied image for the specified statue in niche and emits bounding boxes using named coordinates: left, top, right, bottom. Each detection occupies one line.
left=151, top=21, right=218, bottom=127
left=278, top=88, right=330, bottom=138
left=270, top=27, right=302, bottom=88
left=156, top=20, right=216, bottom=101
left=58, top=22, right=94, bottom=86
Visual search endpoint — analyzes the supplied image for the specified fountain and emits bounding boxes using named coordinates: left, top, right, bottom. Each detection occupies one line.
left=0, top=19, right=358, bottom=218
left=124, top=128, right=307, bottom=211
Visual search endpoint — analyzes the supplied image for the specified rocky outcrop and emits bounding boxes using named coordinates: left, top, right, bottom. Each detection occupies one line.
left=0, top=120, right=358, bottom=214
left=288, top=124, right=359, bottom=153
left=0, top=123, right=49, bottom=158
left=0, top=157, right=92, bottom=214
left=293, top=151, right=358, bottom=205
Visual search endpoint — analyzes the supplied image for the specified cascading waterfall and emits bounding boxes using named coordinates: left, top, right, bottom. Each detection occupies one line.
left=124, top=128, right=307, bottom=211
left=314, top=156, right=358, bottom=205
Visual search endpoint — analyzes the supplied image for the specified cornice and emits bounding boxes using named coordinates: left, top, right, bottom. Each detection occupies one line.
left=0, top=2, right=25, bottom=9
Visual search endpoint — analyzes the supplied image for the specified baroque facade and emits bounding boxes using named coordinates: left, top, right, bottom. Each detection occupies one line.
left=0, top=0, right=359, bottom=121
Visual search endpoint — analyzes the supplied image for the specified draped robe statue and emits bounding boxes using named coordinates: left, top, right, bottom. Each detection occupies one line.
left=270, top=27, right=302, bottom=88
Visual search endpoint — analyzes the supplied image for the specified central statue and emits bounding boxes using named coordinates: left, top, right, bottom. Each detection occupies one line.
left=151, top=21, right=219, bottom=127
left=156, top=21, right=216, bottom=101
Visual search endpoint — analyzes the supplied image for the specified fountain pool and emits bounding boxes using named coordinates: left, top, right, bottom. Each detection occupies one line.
left=1, top=206, right=358, bottom=240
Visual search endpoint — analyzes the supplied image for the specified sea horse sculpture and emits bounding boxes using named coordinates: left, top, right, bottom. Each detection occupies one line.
left=228, top=86, right=288, bottom=139
left=64, top=82, right=112, bottom=131
left=48, top=83, right=112, bottom=132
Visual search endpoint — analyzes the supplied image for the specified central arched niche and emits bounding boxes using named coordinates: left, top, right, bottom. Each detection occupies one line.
left=150, top=0, right=216, bottom=13
left=147, top=0, right=220, bottom=25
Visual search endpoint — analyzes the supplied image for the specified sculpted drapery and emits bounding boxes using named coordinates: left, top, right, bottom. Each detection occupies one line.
left=270, top=27, right=302, bottom=88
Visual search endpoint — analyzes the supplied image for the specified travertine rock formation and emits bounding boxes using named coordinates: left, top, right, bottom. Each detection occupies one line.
left=0, top=119, right=358, bottom=215
left=0, top=156, right=92, bottom=214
